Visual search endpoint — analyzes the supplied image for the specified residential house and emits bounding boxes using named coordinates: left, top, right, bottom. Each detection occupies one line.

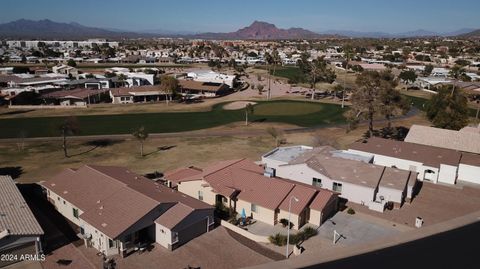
left=166, top=159, right=338, bottom=229
left=0, top=176, right=44, bottom=267
left=40, top=165, right=213, bottom=255
left=348, top=137, right=461, bottom=185
left=262, top=146, right=417, bottom=212
left=41, top=88, right=108, bottom=106
left=178, top=80, right=231, bottom=98
left=109, top=86, right=167, bottom=104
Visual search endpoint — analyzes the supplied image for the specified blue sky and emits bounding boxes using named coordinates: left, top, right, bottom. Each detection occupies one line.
left=1, top=0, right=479, bottom=33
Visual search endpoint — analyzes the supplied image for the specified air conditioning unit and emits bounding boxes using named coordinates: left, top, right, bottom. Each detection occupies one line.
left=263, top=167, right=275, bottom=178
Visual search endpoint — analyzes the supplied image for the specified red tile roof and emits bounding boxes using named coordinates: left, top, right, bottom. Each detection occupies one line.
left=278, top=185, right=317, bottom=215
left=309, top=190, right=336, bottom=212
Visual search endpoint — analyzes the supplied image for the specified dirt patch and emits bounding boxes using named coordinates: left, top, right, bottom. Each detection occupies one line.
left=223, top=101, right=257, bottom=110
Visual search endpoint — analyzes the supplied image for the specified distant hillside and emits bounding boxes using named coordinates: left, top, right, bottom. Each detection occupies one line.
left=0, top=19, right=150, bottom=39
left=193, top=21, right=333, bottom=40
left=460, top=29, right=480, bottom=38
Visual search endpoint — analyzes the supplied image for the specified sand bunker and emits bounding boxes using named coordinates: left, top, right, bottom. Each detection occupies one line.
left=223, top=101, right=257, bottom=110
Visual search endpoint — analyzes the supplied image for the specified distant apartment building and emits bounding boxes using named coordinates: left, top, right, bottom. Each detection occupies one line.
left=5, top=39, right=119, bottom=49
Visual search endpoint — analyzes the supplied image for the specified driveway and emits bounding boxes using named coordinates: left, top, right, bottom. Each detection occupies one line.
left=77, top=227, right=272, bottom=269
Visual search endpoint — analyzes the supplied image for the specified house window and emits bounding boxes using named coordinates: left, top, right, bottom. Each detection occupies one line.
left=80, top=227, right=85, bottom=235
left=198, top=190, right=204, bottom=201
left=73, top=208, right=79, bottom=219
left=108, top=239, right=114, bottom=248
left=333, top=182, right=343, bottom=193
left=312, top=177, right=322, bottom=187
left=63, top=200, right=66, bottom=205
left=251, top=203, right=258, bottom=213
left=57, top=197, right=60, bottom=201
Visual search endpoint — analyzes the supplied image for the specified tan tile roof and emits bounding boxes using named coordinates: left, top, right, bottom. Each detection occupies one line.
left=41, top=88, right=108, bottom=99
left=0, top=176, right=43, bottom=236
left=42, top=165, right=211, bottom=239
left=179, top=79, right=228, bottom=92
left=155, top=203, right=194, bottom=230
left=405, top=125, right=480, bottom=154
left=109, top=85, right=165, bottom=97
left=379, top=167, right=412, bottom=191
left=350, top=137, right=461, bottom=167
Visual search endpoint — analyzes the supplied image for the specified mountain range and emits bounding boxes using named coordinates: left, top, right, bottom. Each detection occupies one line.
left=0, top=19, right=478, bottom=40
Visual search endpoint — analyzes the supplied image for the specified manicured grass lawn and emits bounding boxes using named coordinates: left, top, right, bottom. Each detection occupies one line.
left=256, top=66, right=307, bottom=82
left=0, top=100, right=347, bottom=138
left=254, top=101, right=325, bottom=115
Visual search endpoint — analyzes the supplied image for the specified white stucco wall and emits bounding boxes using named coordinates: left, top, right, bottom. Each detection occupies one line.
left=348, top=149, right=440, bottom=183
left=458, top=164, right=480, bottom=185
left=377, top=186, right=403, bottom=204
left=46, top=188, right=84, bottom=227
left=438, top=164, right=458, bottom=185
left=155, top=223, right=173, bottom=249
left=275, top=163, right=330, bottom=187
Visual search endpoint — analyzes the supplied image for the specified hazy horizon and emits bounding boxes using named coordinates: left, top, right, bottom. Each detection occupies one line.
left=1, top=0, right=479, bottom=33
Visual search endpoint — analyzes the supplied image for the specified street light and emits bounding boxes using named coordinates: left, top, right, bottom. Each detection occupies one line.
left=286, top=196, right=299, bottom=258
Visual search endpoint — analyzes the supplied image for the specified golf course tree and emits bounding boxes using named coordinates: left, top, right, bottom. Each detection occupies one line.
left=160, top=75, right=179, bottom=105
left=245, top=103, right=254, bottom=126
left=349, top=70, right=405, bottom=137
left=423, top=64, right=434, bottom=77
left=59, top=116, right=80, bottom=158
left=266, top=127, right=282, bottom=146
left=398, top=70, right=417, bottom=85
left=132, top=126, right=149, bottom=157
left=426, top=85, right=469, bottom=130
left=449, top=65, right=467, bottom=95
left=264, top=49, right=281, bottom=100
left=298, top=55, right=336, bottom=100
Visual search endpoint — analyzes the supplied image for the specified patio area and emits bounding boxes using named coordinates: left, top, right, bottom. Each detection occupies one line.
left=244, top=220, right=319, bottom=237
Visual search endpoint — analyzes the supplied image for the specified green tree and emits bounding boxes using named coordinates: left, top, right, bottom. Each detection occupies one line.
left=398, top=70, right=417, bottom=84
left=245, top=103, right=254, bottom=126
left=423, top=64, right=434, bottom=76
left=67, top=59, right=77, bottom=67
left=160, top=75, right=179, bottom=105
left=426, top=86, right=469, bottom=130
left=349, top=70, right=402, bottom=137
left=132, top=126, right=149, bottom=157
left=299, top=56, right=336, bottom=100
left=265, top=49, right=281, bottom=100
left=449, top=65, right=466, bottom=95
left=59, top=117, right=80, bottom=158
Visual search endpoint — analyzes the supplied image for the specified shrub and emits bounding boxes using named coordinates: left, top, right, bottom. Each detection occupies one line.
left=279, top=218, right=294, bottom=229
left=269, top=233, right=287, bottom=246
left=302, top=227, right=318, bottom=239
left=347, top=208, right=356, bottom=215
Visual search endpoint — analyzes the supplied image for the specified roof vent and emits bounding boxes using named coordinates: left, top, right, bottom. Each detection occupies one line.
left=101, top=223, right=107, bottom=227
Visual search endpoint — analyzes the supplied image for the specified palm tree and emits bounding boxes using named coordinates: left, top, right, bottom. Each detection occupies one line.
left=265, top=49, right=281, bottom=100
left=245, top=103, right=254, bottom=126
left=342, top=46, right=354, bottom=108
left=132, top=126, right=149, bottom=157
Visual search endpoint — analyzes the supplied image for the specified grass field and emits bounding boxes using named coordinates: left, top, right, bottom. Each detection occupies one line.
left=256, top=66, right=307, bottom=83
left=0, top=100, right=348, bottom=138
